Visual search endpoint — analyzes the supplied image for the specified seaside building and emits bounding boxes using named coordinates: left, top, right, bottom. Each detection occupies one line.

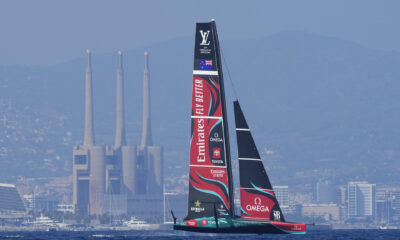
left=302, top=204, right=340, bottom=222
left=347, top=181, right=376, bottom=219
left=0, top=183, right=26, bottom=219
left=316, top=180, right=334, bottom=204
left=389, top=190, right=400, bottom=221
left=335, top=185, right=347, bottom=206
left=72, top=50, right=163, bottom=219
left=274, top=185, right=289, bottom=214
left=375, top=189, right=390, bottom=225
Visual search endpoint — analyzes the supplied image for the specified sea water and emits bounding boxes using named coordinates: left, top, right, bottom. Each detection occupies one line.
left=0, top=230, right=399, bottom=240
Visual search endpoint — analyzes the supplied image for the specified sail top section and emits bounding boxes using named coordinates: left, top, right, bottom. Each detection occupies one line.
left=193, top=22, right=219, bottom=76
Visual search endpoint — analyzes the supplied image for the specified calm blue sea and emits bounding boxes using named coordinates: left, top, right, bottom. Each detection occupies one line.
left=0, top=230, right=399, bottom=240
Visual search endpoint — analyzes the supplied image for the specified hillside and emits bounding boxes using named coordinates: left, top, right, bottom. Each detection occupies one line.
left=1, top=31, right=400, bottom=185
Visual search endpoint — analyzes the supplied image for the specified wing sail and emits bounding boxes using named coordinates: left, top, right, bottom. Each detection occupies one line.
left=185, top=21, right=234, bottom=220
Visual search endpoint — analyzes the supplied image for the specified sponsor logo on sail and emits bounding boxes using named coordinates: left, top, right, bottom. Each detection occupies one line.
left=211, top=169, right=225, bottom=178
left=190, top=200, right=205, bottom=213
left=210, top=132, right=223, bottom=142
left=193, top=77, right=206, bottom=163
left=273, top=210, right=281, bottom=220
left=194, top=78, right=204, bottom=114
left=201, top=219, right=207, bottom=225
left=199, top=30, right=212, bottom=54
left=213, top=147, right=221, bottom=159
left=245, top=197, right=270, bottom=213
left=196, top=118, right=206, bottom=162
left=199, top=30, right=211, bottom=46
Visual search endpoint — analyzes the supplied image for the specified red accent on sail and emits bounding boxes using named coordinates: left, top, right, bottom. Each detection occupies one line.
left=189, top=167, right=230, bottom=209
left=240, top=188, right=276, bottom=219
left=192, top=76, right=222, bottom=118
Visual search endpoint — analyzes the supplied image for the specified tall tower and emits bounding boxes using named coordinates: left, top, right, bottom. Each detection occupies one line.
left=84, top=49, right=95, bottom=146
left=115, top=50, right=127, bottom=148
left=73, top=49, right=100, bottom=215
left=140, top=51, right=152, bottom=147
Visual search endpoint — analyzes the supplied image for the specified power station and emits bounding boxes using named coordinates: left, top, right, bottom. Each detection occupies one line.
left=72, top=50, right=163, bottom=220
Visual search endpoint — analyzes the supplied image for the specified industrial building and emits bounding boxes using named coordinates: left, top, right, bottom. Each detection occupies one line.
left=73, top=50, right=163, bottom=219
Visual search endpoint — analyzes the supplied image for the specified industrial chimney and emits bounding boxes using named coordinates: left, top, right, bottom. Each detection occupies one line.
left=140, top=51, right=152, bottom=147
left=114, top=50, right=127, bottom=148
left=83, top=49, right=95, bottom=146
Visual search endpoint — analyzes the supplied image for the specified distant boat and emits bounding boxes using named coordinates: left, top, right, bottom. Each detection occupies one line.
left=23, top=213, right=67, bottom=230
left=378, top=225, right=398, bottom=230
left=122, top=217, right=159, bottom=230
left=172, top=20, right=306, bottom=234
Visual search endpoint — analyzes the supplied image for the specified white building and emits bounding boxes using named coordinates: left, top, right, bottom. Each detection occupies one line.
left=56, top=204, right=75, bottom=214
left=274, top=186, right=289, bottom=214
left=347, top=181, right=375, bottom=219
left=0, top=183, right=26, bottom=219
left=302, top=204, right=340, bottom=221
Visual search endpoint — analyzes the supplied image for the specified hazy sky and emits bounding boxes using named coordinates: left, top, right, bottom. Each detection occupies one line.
left=0, top=0, right=399, bottom=65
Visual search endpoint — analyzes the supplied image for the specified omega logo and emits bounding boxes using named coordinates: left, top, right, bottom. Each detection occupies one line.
left=245, top=197, right=270, bottom=213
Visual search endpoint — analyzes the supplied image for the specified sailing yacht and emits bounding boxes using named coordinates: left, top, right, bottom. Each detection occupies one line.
left=172, top=20, right=306, bottom=234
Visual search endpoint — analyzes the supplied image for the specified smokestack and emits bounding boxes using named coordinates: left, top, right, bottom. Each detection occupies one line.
left=83, top=49, right=95, bottom=146
left=140, top=51, right=152, bottom=147
left=114, top=50, right=127, bottom=148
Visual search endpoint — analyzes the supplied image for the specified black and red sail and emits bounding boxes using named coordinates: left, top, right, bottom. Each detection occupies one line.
left=185, top=21, right=234, bottom=220
left=234, top=100, right=285, bottom=222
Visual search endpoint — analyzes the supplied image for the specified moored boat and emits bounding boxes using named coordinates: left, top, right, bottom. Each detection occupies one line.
left=121, top=217, right=159, bottom=230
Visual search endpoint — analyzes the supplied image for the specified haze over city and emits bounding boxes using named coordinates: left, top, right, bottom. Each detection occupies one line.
left=0, top=0, right=400, bottom=235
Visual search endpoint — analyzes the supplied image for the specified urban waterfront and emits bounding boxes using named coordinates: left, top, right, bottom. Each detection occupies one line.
left=0, top=229, right=399, bottom=240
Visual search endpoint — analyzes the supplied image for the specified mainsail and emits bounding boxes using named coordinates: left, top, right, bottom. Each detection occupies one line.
left=186, top=21, right=235, bottom=220
left=234, top=100, right=285, bottom=222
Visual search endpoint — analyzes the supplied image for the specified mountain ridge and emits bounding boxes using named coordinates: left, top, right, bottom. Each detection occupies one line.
left=1, top=31, right=400, bottom=185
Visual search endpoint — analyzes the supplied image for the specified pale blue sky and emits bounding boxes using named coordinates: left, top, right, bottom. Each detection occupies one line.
left=0, top=0, right=399, bottom=65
